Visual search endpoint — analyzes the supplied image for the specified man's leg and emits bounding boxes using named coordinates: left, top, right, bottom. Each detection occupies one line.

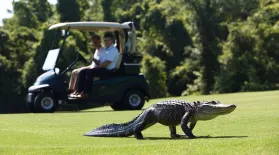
left=76, top=69, right=89, bottom=94
left=69, top=69, right=79, bottom=93
left=83, top=68, right=109, bottom=94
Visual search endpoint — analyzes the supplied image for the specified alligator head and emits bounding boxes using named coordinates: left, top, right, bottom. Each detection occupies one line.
left=194, top=101, right=237, bottom=121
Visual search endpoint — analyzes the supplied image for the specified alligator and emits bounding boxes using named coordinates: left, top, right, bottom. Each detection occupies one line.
left=84, top=100, right=236, bottom=139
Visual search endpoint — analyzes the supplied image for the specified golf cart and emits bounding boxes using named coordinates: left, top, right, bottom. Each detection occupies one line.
left=27, top=21, right=150, bottom=113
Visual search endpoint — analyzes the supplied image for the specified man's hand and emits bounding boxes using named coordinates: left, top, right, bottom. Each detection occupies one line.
left=92, top=58, right=100, bottom=65
left=98, top=60, right=111, bottom=68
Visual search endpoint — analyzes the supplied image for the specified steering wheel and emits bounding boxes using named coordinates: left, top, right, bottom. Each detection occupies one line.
left=75, top=50, right=88, bottom=64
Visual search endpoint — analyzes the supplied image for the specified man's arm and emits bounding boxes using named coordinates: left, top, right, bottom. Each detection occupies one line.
left=81, top=59, right=97, bottom=69
left=97, top=60, right=111, bottom=68
left=98, top=48, right=118, bottom=69
left=80, top=65, right=93, bottom=70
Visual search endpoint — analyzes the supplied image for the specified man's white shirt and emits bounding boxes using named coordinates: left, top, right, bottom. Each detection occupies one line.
left=91, top=47, right=106, bottom=68
left=91, top=45, right=119, bottom=70
left=104, top=45, right=119, bottom=70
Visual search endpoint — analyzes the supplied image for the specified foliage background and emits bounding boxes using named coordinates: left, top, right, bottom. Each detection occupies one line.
left=1, top=0, right=279, bottom=113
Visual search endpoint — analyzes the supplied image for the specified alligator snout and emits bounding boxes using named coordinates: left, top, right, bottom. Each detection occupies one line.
left=228, top=104, right=237, bottom=111
left=230, top=104, right=237, bottom=108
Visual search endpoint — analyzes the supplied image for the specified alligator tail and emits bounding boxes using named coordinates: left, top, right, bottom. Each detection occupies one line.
left=83, top=110, right=146, bottom=137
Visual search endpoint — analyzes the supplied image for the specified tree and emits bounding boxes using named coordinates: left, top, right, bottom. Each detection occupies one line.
left=10, top=0, right=39, bottom=28
left=163, top=19, right=193, bottom=69
left=28, top=0, right=53, bottom=23
left=0, top=29, right=29, bottom=113
left=183, top=0, right=226, bottom=94
left=101, top=0, right=116, bottom=21
left=215, top=4, right=279, bottom=93
left=84, top=0, right=103, bottom=21
left=57, top=0, right=81, bottom=22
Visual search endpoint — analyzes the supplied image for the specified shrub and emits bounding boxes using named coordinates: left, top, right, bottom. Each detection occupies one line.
left=141, top=54, right=167, bottom=98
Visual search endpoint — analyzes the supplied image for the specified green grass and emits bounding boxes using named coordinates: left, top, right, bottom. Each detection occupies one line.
left=1, top=91, right=279, bottom=155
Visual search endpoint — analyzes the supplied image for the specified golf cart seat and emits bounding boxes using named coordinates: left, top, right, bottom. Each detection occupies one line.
left=115, top=52, right=123, bottom=70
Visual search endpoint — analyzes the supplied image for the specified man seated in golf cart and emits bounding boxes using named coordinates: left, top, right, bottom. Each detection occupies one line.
left=75, top=32, right=119, bottom=98
left=69, top=34, right=105, bottom=97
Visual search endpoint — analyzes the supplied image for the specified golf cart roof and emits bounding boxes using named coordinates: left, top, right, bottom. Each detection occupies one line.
left=49, top=21, right=131, bottom=31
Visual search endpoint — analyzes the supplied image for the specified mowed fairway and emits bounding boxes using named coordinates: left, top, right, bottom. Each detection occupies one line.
left=1, top=91, right=279, bottom=155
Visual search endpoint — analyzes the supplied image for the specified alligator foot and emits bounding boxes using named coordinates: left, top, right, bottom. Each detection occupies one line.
left=170, top=134, right=182, bottom=139
left=188, top=135, right=196, bottom=139
left=134, top=132, right=144, bottom=140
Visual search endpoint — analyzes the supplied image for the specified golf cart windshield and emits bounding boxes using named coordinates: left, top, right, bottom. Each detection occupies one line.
left=42, top=48, right=60, bottom=71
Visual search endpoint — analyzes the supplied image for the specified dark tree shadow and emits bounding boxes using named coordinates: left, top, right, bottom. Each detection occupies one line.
left=80, top=109, right=146, bottom=113
left=57, top=108, right=146, bottom=113
left=57, top=110, right=116, bottom=113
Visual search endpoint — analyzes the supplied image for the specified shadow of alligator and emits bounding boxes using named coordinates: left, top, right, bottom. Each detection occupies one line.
left=144, top=135, right=248, bottom=140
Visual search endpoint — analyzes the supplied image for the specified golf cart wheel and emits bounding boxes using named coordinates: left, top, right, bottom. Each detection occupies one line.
left=34, top=92, right=57, bottom=113
left=123, top=89, right=145, bottom=110
left=110, top=102, right=125, bottom=111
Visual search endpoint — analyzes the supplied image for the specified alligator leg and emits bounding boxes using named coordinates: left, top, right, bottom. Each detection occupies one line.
left=169, top=126, right=181, bottom=138
left=181, top=112, right=196, bottom=139
left=133, top=109, right=156, bottom=140
left=189, top=121, right=197, bottom=131
left=134, top=130, right=144, bottom=139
